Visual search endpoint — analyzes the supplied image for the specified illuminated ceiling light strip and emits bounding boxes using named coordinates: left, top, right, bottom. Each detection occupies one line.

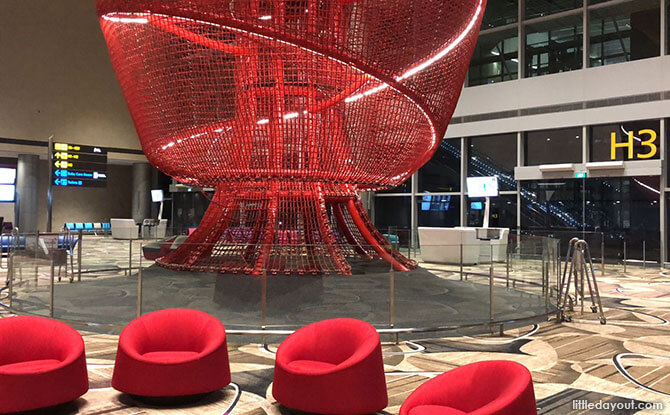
left=634, top=178, right=660, bottom=195
left=101, top=14, right=149, bottom=24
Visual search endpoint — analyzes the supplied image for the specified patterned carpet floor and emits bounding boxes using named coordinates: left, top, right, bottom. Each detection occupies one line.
left=1, top=237, right=669, bottom=414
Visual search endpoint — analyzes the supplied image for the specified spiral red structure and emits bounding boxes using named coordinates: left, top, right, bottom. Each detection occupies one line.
left=97, top=0, right=485, bottom=275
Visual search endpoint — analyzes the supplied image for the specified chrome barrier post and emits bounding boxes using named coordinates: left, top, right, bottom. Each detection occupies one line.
left=77, top=230, right=82, bottom=282
left=8, top=250, right=13, bottom=309
left=389, top=265, right=397, bottom=344
left=49, top=256, right=55, bottom=318
left=137, top=243, right=143, bottom=318
left=261, top=268, right=267, bottom=346
left=623, top=240, right=627, bottom=274
left=128, top=239, right=133, bottom=275
left=601, top=233, right=605, bottom=276
left=489, top=244, right=494, bottom=323
left=545, top=261, right=550, bottom=307
left=505, top=248, right=510, bottom=288
left=460, top=243, right=464, bottom=281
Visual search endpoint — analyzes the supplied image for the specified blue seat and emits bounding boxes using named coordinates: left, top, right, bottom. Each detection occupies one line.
left=58, top=235, right=79, bottom=250
left=65, top=223, right=76, bottom=231
left=74, top=223, right=84, bottom=230
left=84, top=223, right=94, bottom=230
left=1, top=236, right=26, bottom=253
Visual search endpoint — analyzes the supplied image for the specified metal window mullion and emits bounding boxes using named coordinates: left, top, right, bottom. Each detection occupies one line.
left=661, top=119, right=667, bottom=265
left=583, top=1, right=589, bottom=70
left=518, top=0, right=526, bottom=79
left=517, top=131, right=523, bottom=233
left=582, top=125, right=589, bottom=164
left=662, top=0, right=667, bottom=56
left=460, top=138, right=468, bottom=226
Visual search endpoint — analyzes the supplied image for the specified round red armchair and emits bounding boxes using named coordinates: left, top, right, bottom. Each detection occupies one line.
left=400, top=360, right=537, bottom=415
left=112, top=308, right=230, bottom=397
left=273, top=318, right=387, bottom=414
left=0, top=316, right=88, bottom=413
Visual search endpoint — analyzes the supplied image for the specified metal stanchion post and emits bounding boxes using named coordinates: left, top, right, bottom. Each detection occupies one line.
left=8, top=252, right=13, bottom=309
left=506, top=249, right=510, bottom=288
left=261, top=268, right=267, bottom=346
left=137, top=245, right=143, bottom=318
left=623, top=240, right=627, bottom=274
left=77, top=230, right=82, bottom=282
left=390, top=267, right=397, bottom=344
left=49, top=257, right=55, bottom=318
left=545, top=261, right=550, bottom=307
left=489, top=244, right=494, bottom=323
left=128, top=239, right=133, bottom=275
left=601, top=233, right=605, bottom=276
left=460, top=243, right=464, bottom=281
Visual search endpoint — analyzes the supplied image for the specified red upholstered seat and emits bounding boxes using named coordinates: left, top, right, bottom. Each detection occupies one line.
left=112, top=308, right=230, bottom=397
left=400, top=361, right=537, bottom=415
left=273, top=318, right=388, bottom=415
left=0, top=316, right=88, bottom=413
left=409, top=406, right=467, bottom=415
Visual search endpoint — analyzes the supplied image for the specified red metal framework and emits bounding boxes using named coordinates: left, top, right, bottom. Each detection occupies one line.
left=97, top=0, right=485, bottom=274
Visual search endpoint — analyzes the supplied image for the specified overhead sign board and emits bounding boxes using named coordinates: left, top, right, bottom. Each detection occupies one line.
left=51, top=142, right=108, bottom=187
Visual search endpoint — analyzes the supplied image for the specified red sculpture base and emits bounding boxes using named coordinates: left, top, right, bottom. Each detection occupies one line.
left=156, top=182, right=415, bottom=275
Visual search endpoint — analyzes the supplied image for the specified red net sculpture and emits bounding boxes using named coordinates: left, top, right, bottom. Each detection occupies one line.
left=97, top=0, right=485, bottom=275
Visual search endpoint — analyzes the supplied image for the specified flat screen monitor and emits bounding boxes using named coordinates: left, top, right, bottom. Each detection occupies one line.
left=151, top=189, right=164, bottom=203
left=0, top=168, right=16, bottom=184
left=470, top=201, right=483, bottom=210
left=0, top=185, right=15, bottom=202
left=467, top=176, right=499, bottom=198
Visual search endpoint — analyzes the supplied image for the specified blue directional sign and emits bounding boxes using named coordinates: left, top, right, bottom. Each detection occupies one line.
left=51, top=142, right=107, bottom=188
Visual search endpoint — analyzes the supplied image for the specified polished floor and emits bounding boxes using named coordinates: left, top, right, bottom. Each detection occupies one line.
left=1, top=240, right=669, bottom=414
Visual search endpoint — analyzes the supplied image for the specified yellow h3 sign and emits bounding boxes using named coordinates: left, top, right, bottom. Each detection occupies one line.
left=611, top=129, right=657, bottom=160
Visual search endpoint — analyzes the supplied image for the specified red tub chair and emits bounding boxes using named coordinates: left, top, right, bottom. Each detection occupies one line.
left=112, top=308, right=230, bottom=397
left=273, top=318, right=388, bottom=414
left=400, top=360, right=537, bottom=415
left=0, top=316, right=88, bottom=413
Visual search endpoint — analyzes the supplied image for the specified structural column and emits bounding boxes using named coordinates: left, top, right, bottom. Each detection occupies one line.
left=131, top=163, right=151, bottom=223
left=15, top=154, right=40, bottom=233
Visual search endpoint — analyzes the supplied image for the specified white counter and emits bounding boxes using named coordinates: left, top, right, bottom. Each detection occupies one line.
left=418, top=227, right=509, bottom=265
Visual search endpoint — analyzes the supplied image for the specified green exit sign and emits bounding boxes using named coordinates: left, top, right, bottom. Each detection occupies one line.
left=575, top=172, right=587, bottom=179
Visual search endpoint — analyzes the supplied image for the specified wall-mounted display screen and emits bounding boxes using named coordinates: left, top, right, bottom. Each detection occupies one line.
left=151, top=189, right=164, bottom=203
left=420, top=195, right=453, bottom=211
left=0, top=168, right=16, bottom=184
left=467, top=176, right=499, bottom=197
left=0, top=185, right=15, bottom=202
left=470, top=201, right=483, bottom=210
left=0, top=167, right=16, bottom=202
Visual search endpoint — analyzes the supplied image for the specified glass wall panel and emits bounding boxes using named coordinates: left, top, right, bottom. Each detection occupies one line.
left=468, top=28, right=519, bottom=86
left=467, top=194, right=517, bottom=229
left=418, top=139, right=461, bottom=192
left=482, top=0, right=518, bottom=29
left=589, top=1, right=660, bottom=67
left=525, top=127, right=582, bottom=165
left=374, top=196, right=411, bottom=231
left=526, top=0, right=582, bottom=20
left=590, top=119, right=661, bottom=162
left=417, top=195, right=460, bottom=227
left=468, top=133, right=517, bottom=191
left=526, top=15, right=583, bottom=77
left=521, top=177, right=660, bottom=261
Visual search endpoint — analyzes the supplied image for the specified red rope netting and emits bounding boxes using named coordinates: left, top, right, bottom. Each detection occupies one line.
left=97, top=0, right=485, bottom=274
